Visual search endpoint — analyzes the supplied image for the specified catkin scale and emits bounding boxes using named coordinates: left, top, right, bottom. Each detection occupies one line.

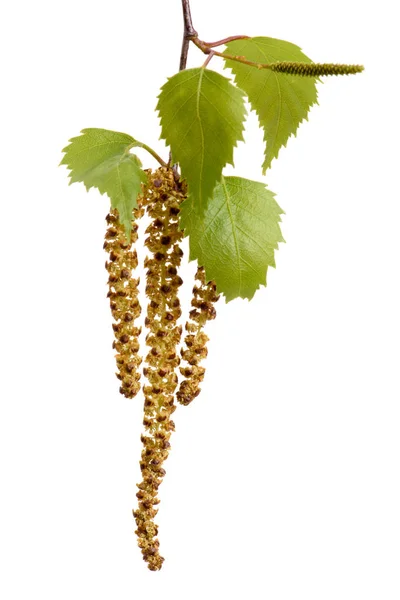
left=133, top=167, right=186, bottom=571
left=104, top=169, right=219, bottom=569
left=104, top=208, right=144, bottom=398
left=177, top=267, right=219, bottom=406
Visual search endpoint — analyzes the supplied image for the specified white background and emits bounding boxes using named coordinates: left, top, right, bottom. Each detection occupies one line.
left=1, top=0, right=399, bottom=598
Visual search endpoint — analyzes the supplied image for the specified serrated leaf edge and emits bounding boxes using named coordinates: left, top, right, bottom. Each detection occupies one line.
left=156, top=68, right=247, bottom=212
left=222, top=37, right=320, bottom=172
left=180, top=176, right=285, bottom=302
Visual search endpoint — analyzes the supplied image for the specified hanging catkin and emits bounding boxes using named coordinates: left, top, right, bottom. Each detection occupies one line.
left=133, top=167, right=185, bottom=571
left=104, top=208, right=144, bottom=398
left=177, top=267, right=219, bottom=406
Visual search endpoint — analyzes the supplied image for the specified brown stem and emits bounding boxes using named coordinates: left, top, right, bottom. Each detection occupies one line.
left=181, top=0, right=197, bottom=37
left=179, top=38, right=190, bottom=72
left=179, top=0, right=198, bottom=71
left=172, top=1, right=198, bottom=175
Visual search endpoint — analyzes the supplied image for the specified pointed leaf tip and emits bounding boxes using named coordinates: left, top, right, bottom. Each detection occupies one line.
left=61, top=128, right=147, bottom=236
left=223, top=37, right=318, bottom=173
left=157, top=68, right=247, bottom=214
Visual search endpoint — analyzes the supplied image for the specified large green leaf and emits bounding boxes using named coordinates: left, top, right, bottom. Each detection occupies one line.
left=180, top=176, right=284, bottom=302
left=156, top=68, right=247, bottom=214
left=224, top=37, right=318, bottom=173
left=61, top=128, right=147, bottom=237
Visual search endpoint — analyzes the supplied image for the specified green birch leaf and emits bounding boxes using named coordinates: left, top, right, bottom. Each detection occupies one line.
left=60, top=128, right=147, bottom=236
left=156, top=68, right=247, bottom=214
left=224, top=37, right=318, bottom=173
left=180, top=176, right=284, bottom=302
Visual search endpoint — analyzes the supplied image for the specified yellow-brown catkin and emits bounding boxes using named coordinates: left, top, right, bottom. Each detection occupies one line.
left=177, top=267, right=219, bottom=406
left=104, top=207, right=144, bottom=399
left=133, top=167, right=185, bottom=571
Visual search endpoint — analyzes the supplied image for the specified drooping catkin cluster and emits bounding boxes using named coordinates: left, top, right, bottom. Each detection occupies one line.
left=133, top=167, right=186, bottom=571
left=104, top=168, right=218, bottom=570
left=104, top=208, right=144, bottom=398
left=269, top=61, right=364, bottom=77
left=177, top=267, right=219, bottom=406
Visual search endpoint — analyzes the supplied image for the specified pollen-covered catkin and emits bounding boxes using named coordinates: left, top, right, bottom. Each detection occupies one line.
left=177, top=267, right=219, bottom=406
left=133, top=167, right=185, bottom=571
left=104, top=208, right=144, bottom=399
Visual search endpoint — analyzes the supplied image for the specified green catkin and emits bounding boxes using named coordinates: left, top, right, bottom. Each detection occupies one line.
left=177, top=267, right=219, bottom=406
left=133, top=167, right=186, bottom=571
left=104, top=208, right=144, bottom=398
left=268, top=62, right=364, bottom=77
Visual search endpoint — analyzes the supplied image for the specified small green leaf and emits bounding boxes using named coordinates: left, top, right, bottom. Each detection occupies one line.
left=180, top=176, right=284, bottom=302
left=156, top=68, right=247, bottom=214
left=61, top=128, right=147, bottom=236
left=224, top=37, right=318, bottom=173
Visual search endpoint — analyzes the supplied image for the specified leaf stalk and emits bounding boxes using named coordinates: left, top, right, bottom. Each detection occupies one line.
left=203, top=35, right=250, bottom=48
left=129, top=141, right=168, bottom=169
